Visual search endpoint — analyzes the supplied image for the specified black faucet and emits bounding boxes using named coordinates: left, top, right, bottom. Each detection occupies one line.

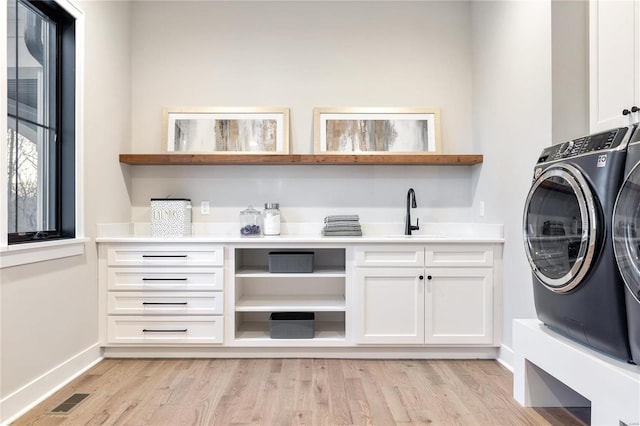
left=405, top=188, right=420, bottom=236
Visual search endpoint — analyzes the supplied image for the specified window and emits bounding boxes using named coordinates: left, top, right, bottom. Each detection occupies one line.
left=6, top=0, right=76, bottom=244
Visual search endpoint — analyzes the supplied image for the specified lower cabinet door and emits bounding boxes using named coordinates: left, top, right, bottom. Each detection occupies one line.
left=424, top=268, right=493, bottom=344
left=107, top=315, right=224, bottom=344
left=356, top=268, right=424, bottom=344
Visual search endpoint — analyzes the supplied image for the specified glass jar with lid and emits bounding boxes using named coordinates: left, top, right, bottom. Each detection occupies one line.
left=239, top=205, right=262, bottom=237
left=263, top=203, right=281, bottom=236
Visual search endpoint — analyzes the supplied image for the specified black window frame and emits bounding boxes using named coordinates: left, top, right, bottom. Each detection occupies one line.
left=7, top=0, right=76, bottom=245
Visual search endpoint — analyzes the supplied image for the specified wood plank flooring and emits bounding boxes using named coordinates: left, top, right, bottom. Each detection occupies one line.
left=11, top=359, right=589, bottom=425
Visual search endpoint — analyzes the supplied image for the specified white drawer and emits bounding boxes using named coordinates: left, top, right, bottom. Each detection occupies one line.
left=107, top=291, right=223, bottom=315
left=107, top=267, right=223, bottom=291
left=107, top=315, right=223, bottom=344
left=356, top=246, right=425, bottom=267
left=107, top=245, right=223, bottom=266
left=425, top=245, right=494, bottom=267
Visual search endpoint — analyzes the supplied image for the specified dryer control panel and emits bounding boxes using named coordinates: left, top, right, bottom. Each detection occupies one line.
left=537, top=127, right=631, bottom=164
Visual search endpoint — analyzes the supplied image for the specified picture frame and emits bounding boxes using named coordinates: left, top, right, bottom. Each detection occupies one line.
left=313, top=107, right=441, bottom=154
left=163, top=107, right=290, bottom=154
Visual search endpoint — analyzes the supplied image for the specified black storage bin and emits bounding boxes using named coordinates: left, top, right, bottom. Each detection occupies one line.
left=269, top=312, right=315, bottom=339
left=268, top=251, right=314, bottom=273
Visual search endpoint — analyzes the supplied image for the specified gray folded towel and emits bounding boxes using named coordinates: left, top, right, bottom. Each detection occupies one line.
left=322, top=214, right=362, bottom=236
left=322, top=229, right=363, bottom=237
left=323, top=225, right=362, bottom=232
left=324, top=221, right=362, bottom=228
left=324, top=215, right=360, bottom=223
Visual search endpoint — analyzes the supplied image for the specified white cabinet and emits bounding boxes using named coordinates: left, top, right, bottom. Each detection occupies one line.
left=589, top=0, right=640, bottom=132
left=98, top=239, right=502, bottom=354
left=424, top=268, right=493, bottom=345
left=100, top=243, right=225, bottom=345
left=356, top=245, right=498, bottom=346
left=357, top=267, right=425, bottom=344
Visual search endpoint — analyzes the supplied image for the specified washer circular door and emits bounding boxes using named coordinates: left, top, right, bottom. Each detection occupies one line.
left=613, top=162, right=640, bottom=303
left=523, top=163, right=598, bottom=292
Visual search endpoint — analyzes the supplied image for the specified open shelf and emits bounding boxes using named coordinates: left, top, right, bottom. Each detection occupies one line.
left=236, top=321, right=346, bottom=341
left=234, top=248, right=346, bottom=273
left=235, top=295, right=346, bottom=312
left=235, top=266, right=346, bottom=277
left=119, top=153, right=483, bottom=166
left=232, top=248, right=347, bottom=345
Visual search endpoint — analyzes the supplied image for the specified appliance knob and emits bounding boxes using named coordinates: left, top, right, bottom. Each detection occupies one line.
left=562, top=140, right=575, bottom=155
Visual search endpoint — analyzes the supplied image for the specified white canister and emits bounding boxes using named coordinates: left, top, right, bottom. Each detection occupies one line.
left=150, top=198, right=192, bottom=237
left=263, top=203, right=281, bottom=236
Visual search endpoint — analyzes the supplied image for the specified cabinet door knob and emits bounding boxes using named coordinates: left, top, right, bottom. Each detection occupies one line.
left=419, top=275, right=424, bottom=280
left=623, top=108, right=632, bottom=116
left=427, top=275, right=432, bottom=280
left=633, top=106, right=639, bottom=113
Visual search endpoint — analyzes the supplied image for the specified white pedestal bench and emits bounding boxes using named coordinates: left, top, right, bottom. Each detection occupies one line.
left=513, top=319, right=640, bottom=426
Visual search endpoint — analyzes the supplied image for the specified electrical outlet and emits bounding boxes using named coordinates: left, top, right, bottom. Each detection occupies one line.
left=200, top=201, right=210, bottom=215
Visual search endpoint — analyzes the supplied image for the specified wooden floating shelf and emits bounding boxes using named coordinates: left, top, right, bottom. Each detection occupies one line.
left=119, top=153, right=483, bottom=166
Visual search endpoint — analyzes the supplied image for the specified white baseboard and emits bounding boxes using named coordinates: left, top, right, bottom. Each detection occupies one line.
left=101, top=345, right=501, bottom=359
left=497, top=343, right=514, bottom=372
left=1, top=343, right=102, bottom=425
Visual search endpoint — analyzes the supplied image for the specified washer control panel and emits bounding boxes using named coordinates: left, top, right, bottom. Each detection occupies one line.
left=536, top=127, right=630, bottom=164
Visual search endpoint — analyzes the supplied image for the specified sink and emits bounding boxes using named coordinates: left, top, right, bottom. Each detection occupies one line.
left=360, top=222, right=503, bottom=241
left=375, top=234, right=450, bottom=239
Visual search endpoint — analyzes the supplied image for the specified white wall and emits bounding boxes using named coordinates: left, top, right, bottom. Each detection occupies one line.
left=128, top=1, right=478, bottom=226
left=552, top=0, right=589, bottom=143
left=82, top=1, right=134, bottom=223
left=471, top=0, right=552, bottom=353
left=0, top=1, right=131, bottom=422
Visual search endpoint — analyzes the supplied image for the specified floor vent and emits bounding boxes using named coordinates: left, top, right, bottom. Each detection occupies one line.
left=50, top=393, right=90, bottom=414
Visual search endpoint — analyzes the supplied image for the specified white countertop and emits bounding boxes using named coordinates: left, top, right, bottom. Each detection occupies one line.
left=96, top=222, right=504, bottom=244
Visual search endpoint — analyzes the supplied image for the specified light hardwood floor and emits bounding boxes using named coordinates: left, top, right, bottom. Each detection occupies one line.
left=11, top=358, right=589, bottom=425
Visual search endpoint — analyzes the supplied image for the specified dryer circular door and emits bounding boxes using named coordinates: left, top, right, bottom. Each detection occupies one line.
left=523, top=163, right=598, bottom=293
left=613, top=162, right=640, bottom=303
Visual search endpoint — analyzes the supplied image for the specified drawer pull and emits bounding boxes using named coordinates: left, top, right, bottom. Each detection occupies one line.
left=142, top=302, right=188, bottom=306
left=142, top=278, right=188, bottom=281
left=142, top=255, right=188, bottom=258
left=142, top=328, right=188, bottom=333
